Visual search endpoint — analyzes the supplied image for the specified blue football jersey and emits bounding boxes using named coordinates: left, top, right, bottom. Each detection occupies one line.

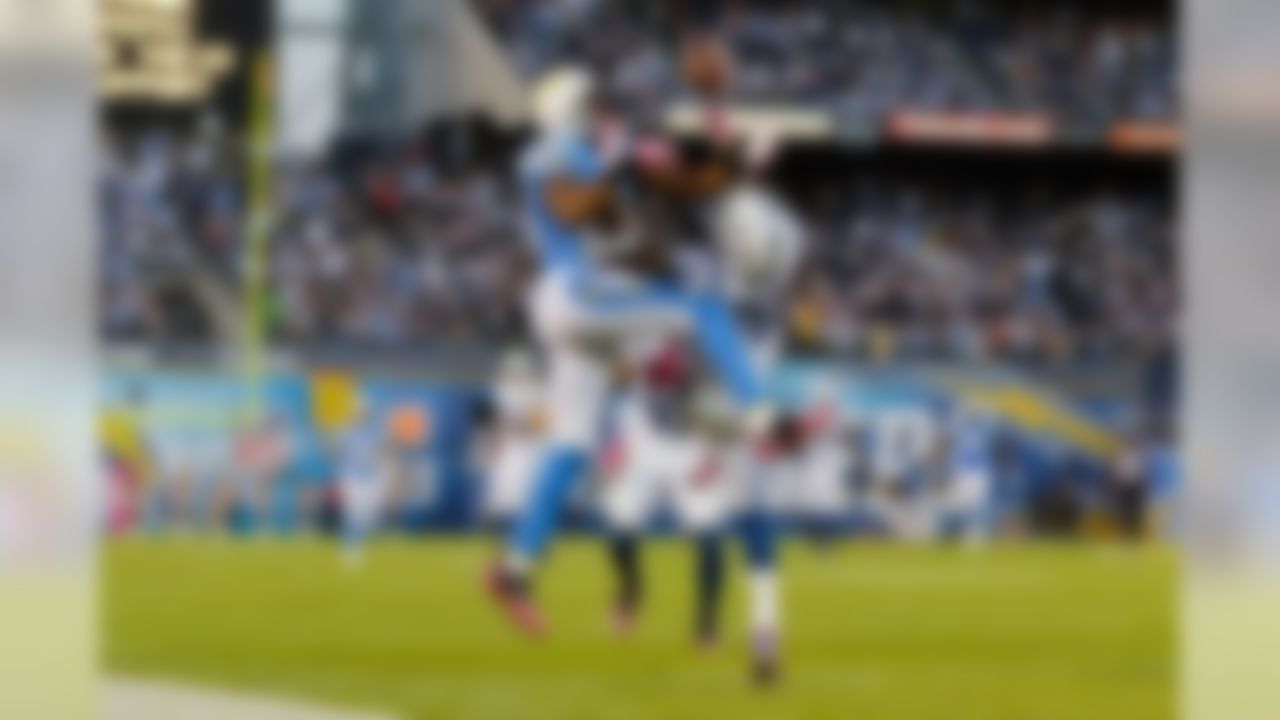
left=518, top=130, right=607, bottom=274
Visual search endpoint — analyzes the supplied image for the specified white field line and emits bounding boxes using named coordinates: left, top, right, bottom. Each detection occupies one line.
left=104, top=678, right=396, bottom=720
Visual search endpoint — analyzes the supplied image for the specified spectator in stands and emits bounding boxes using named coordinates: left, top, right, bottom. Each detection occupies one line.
left=100, top=131, right=1173, bottom=369
left=475, top=0, right=1176, bottom=124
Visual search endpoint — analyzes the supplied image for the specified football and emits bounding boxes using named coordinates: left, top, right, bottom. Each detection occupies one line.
left=681, top=35, right=734, bottom=97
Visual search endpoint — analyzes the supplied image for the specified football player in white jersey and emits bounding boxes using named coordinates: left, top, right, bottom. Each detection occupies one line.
left=601, top=153, right=809, bottom=680
left=597, top=340, right=736, bottom=645
left=712, top=149, right=808, bottom=684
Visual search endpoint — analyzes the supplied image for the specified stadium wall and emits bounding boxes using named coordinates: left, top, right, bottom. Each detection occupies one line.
left=100, top=362, right=1173, bottom=536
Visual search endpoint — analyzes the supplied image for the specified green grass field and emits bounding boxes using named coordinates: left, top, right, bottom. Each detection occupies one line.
left=104, top=538, right=1174, bottom=720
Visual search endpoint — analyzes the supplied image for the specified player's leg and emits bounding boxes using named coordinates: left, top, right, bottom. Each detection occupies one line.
left=739, top=507, right=782, bottom=685
left=693, top=530, right=726, bottom=647
left=607, top=533, right=643, bottom=633
left=488, top=342, right=608, bottom=634
left=674, top=442, right=732, bottom=648
left=512, top=343, right=608, bottom=558
left=598, top=424, right=659, bottom=636
left=686, top=292, right=768, bottom=409
left=574, top=276, right=767, bottom=411
left=729, top=441, right=789, bottom=686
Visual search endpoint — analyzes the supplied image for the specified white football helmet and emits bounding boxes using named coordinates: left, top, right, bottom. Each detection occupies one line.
left=714, top=184, right=805, bottom=295
left=529, top=65, right=595, bottom=133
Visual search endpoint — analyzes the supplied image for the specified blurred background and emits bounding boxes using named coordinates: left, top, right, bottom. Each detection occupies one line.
left=97, top=0, right=1178, bottom=542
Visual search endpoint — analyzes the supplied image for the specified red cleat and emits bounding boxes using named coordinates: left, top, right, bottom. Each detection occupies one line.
left=610, top=602, right=638, bottom=638
left=484, top=564, right=547, bottom=638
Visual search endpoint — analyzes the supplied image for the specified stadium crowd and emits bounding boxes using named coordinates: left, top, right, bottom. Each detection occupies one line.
left=99, top=128, right=1174, bottom=369
left=787, top=176, right=1175, bottom=366
left=475, top=0, right=1177, bottom=126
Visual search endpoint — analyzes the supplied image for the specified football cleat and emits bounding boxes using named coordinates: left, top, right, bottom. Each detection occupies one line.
left=484, top=563, right=547, bottom=638
left=750, top=629, right=781, bottom=687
